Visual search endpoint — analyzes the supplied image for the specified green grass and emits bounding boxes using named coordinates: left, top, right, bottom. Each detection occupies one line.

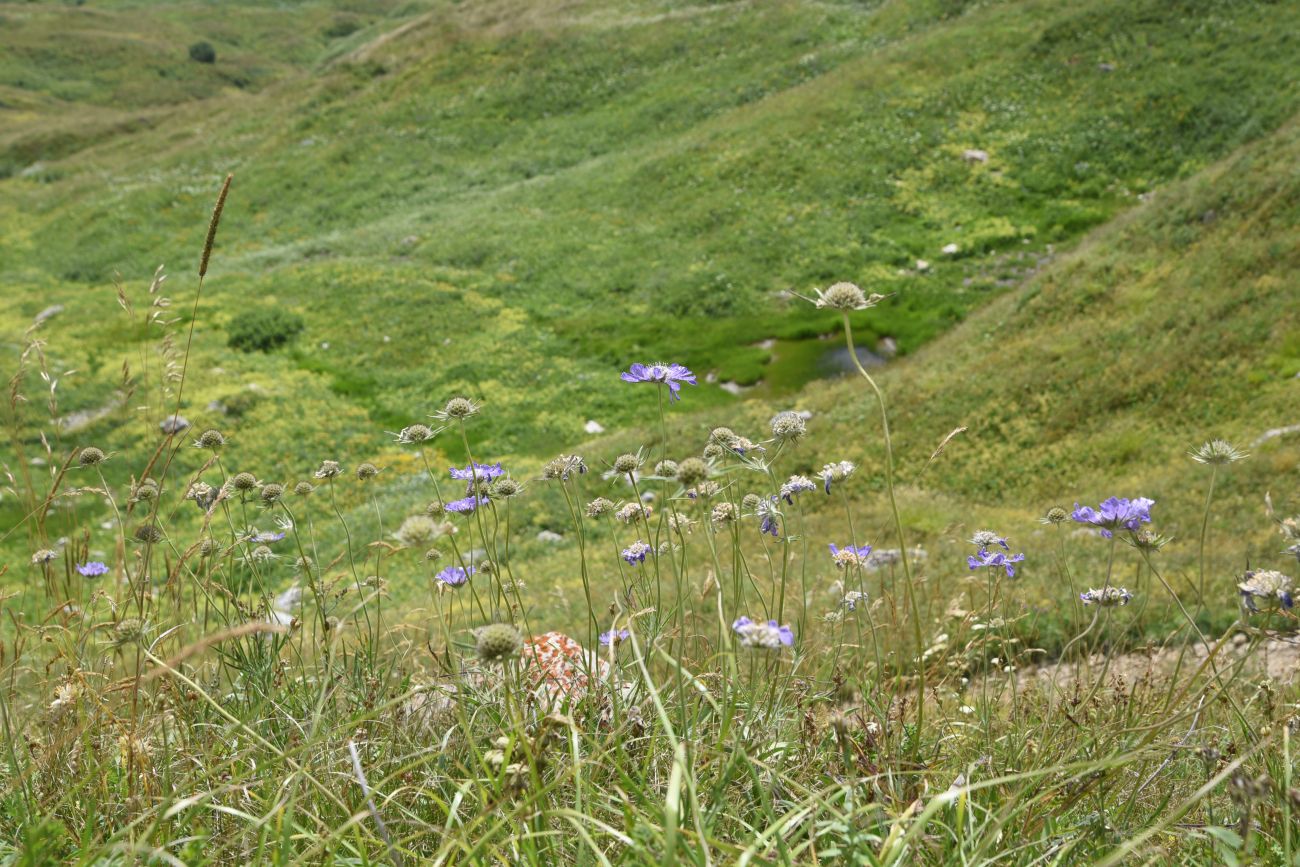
left=4, top=0, right=1300, bottom=862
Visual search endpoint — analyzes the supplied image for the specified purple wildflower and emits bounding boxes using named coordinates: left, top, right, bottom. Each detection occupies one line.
left=821, top=461, right=855, bottom=494
left=731, top=616, right=795, bottom=649
left=445, top=495, right=485, bottom=514
left=756, top=496, right=781, bottom=537
left=967, top=548, right=1026, bottom=578
left=250, top=531, right=286, bottom=543
left=1071, top=497, right=1155, bottom=539
left=76, top=561, right=109, bottom=577
left=621, top=540, right=652, bottom=564
left=779, top=475, right=817, bottom=504
left=619, top=362, right=698, bottom=402
left=436, top=565, right=474, bottom=586
left=829, top=543, right=873, bottom=569
left=599, top=628, right=631, bottom=646
left=449, top=462, right=504, bottom=484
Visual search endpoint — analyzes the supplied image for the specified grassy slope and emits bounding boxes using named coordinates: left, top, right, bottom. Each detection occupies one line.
left=2, top=0, right=1298, bottom=470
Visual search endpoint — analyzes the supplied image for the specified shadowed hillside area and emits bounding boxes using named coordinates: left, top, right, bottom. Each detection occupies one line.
left=2, top=0, right=1300, bottom=863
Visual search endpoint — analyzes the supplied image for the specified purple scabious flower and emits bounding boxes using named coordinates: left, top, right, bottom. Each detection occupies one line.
left=829, top=543, right=873, bottom=569
left=967, top=548, right=1026, bottom=578
left=250, top=531, right=286, bottom=543
left=1071, top=497, right=1155, bottom=539
left=731, top=616, right=795, bottom=649
left=76, top=561, right=109, bottom=577
left=619, top=362, right=698, bottom=402
left=599, top=628, right=631, bottom=646
left=621, top=540, right=652, bottom=564
left=821, top=461, right=855, bottom=494
left=450, top=462, right=504, bottom=484
left=445, top=495, right=485, bottom=514
left=779, top=475, right=817, bottom=505
left=754, top=496, right=782, bottom=537
left=436, top=565, right=474, bottom=586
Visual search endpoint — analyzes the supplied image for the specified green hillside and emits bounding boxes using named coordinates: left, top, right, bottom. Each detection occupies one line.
left=3, top=0, right=1299, bottom=473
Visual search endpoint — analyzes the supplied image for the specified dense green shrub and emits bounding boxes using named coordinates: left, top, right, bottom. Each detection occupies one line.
left=187, top=41, right=216, bottom=64
left=226, top=308, right=304, bottom=353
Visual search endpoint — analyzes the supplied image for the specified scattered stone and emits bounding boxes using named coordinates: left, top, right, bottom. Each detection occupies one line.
left=916, top=259, right=930, bottom=272
left=942, top=243, right=960, bottom=255
left=1098, top=62, right=1116, bottom=73
left=962, top=149, right=989, bottom=163
left=584, top=419, right=605, bottom=435
left=1252, top=423, right=1300, bottom=448
left=206, top=400, right=227, bottom=414
left=536, top=530, right=563, bottom=544
left=878, top=337, right=898, bottom=357
left=159, top=414, right=190, bottom=435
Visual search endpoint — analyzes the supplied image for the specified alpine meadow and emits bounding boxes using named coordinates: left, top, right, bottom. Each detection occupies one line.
left=3, top=0, right=1300, bottom=863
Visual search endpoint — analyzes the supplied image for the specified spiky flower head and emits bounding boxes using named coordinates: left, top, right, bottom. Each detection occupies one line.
left=293, top=481, right=315, bottom=496
left=314, top=460, right=343, bottom=479
left=821, top=461, right=856, bottom=494
left=1042, top=507, right=1069, bottom=525
left=198, top=537, right=221, bottom=557
left=31, top=549, right=58, bottom=566
left=260, top=483, right=284, bottom=504
left=194, top=429, right=225, bottom=449
left=676, top=457, right=710, bottom=489
left=612, top=453, right=641, bottom=475
left=731, top=616, right=795, bottom=649
left=969, top=530, right=1009, bottom=551
left=425, top=500, right=446, bottom=517
left=131, top=478, right=159, bottom=502
left=475, top=623, right=523, bottom=663
left=711, top=502, right=737, bottom=525
left=229, top=472, right=258, bottom=493
left=702, top=443, right=726, bottom=462
left=811, top=281, right=884, bottom=311
left=395, top=514, right=441, bottom=547
left=779, top=475, right=817, bottom=504
left=585, top=497, right=615, bottom=518
left=741, top=493, right=762, bottom=512
left=133, top=524, right=164, bottom=544
left=250, top=545, right=276, bottom=563
left=654, top=459, right=678, bottom=478
left=615, top=501, right=651, bottom=524
left=1189, top=439, right=1248, bottom=466
left=111, top=618, right=147, bottom=647
left=355, top=462, right=380, bottom=481
left=78, top=447, right=106, bottom=467
left=542, top=454, right=587, bottom=482
left=709, top=427, right=738, bottom=448
left=396, top=423, right=435, bottom=444
left=1127, top=529, right=1173, bottom=552
left=295, top=555, right=314, bottom=571
left=76, top=561, right=109, bottom=577
left=1080, top=587, right=1134, bottom=607
left=489, top=477, right=522, bottom=499
left=769, top=411, right=807, bottom=443
left=435, top=397, right=480, bottom=421
left=436, top=565, right=474, bottom=587
left=1238, top=569, right=1294, bottom=613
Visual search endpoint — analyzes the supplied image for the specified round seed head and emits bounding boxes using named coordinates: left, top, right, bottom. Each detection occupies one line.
left=769, top=411, right=807, bottom=442
left=426, top=500, right=446, bottom=517
left=198, top=538, right=221, bottom=557
left=1044, top=507, right=1068, bottom=524
left=293, top=481, right=315, bottom=496
left=654, top=459, right=678, bottom=478
left=711, top=502, right=737, bottom=524
left=355, top=462, right=379, bottom=481
left=133, top=524, right=164, bottom=544
left=132, top=478, right=159, bottom=501
left=585, top=497, right=615, bottom=518
left=490, top=477, right=522, bottom=499
left=424, top=547, right=442, bottom=562
left=440, top=397, right=479, bottom=420
left=814, top=281, right=869, bottom=311
left=398, top=423, right=434, bottom=444
left=1189, top=439, right=1248, bottom=466
left=260, top=483, right=284, bottom=504
left=78, top=447, right=106, bottom=467
left=230, top=472, right=258, bottom=493
left=295, top=555, right=314, bottom=571
left=475, top=623, right=523, bottom=663
left=702, top=443, right=725, bottom=462
left=196, top=429, right=225, bottom=449
left=708, top=427, right=737, bottom=447
left=677, top=457, right=710, bottom=488
left=741, top=493, right=762, bottom=512
left=315, top=460, right=342, bottom=479
left=612, top=453, right=640, bottom=475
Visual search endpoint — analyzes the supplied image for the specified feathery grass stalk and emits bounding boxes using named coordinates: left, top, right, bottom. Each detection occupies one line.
left=840, top=312, right=925, bottom=748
